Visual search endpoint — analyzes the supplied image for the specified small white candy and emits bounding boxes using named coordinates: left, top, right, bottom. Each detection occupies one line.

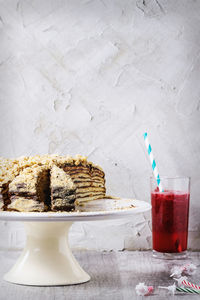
left=183, top=263, right=197, bottom=276
left=170, top=265, right=184, bottom=277
left=135, top=283, right=148, bottom=296
left=167, top=283, right=177, bottom=295
left=135, top=282, right=153, bottom=296
left=159, top=283, right=177, bottom=296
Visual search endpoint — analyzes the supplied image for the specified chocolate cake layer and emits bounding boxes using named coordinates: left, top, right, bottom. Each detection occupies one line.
left=74, top=181, right=105, bottom=188
left=7, top=166, right=49, bottom=212
left=76, top=194, right=105, bottom=202
left=62, top=163, right=106, bottom=204
left=0, top=184, right=10, bottom=210
left=76, top=187, right=106, bottom=193
left=50, top=165, right=76, bottom=211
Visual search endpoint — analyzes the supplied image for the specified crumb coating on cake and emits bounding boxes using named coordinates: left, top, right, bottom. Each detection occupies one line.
left=0, top=154, right=103, bottom=186
left=0, top=155, right=106, bottom=211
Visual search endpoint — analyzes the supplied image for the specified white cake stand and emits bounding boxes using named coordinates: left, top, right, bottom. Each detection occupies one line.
left=0, top=198, right=151, bottom=286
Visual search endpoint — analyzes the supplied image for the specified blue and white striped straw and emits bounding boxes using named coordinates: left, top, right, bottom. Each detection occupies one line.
left=143, top=132, right=163, bottom=192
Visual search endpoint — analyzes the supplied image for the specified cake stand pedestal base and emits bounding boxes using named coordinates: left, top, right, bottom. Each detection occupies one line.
left=4, top=222, right=90, bottom=286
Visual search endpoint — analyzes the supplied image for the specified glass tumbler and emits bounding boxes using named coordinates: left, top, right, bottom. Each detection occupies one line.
left=151, top=176, right=190, bottom=259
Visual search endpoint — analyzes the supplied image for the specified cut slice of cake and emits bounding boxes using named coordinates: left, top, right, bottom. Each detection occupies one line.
left=0, top=156, right=46, bottom=210
left=0, top=158, right=20, bottom=210
left=50, top=165, right=76, bottom=211
left=8, top=165, right=50, bottom=212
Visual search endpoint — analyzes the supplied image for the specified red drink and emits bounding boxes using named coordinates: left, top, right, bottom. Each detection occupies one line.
left=151, top=190, right=190, bottom=253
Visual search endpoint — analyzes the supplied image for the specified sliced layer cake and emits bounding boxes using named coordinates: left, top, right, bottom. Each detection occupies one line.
left=8, top=166, right=50, bottom=212
left=50, top=165, right=76, bottom=211
left=0, top=155, right=106, bottom=212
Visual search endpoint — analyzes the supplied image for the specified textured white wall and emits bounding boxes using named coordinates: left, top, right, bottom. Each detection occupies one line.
left=0, top=0, right=200, bottom=250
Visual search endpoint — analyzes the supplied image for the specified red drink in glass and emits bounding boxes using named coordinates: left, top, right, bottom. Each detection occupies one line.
left=151, top=190, right=190, bottom=253
left=150, top=176, right=190, bottom=259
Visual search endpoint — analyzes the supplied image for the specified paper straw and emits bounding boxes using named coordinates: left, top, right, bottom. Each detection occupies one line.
left=143, top=132, right=163, bottom=192
left=176, top=287, right=200, bottom=294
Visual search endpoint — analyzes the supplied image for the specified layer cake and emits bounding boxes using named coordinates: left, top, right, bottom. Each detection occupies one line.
left=0, top=155, right=106, bottom=212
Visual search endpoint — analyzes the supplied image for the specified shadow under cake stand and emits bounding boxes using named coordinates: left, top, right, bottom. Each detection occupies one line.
left=0, top=198, right=151, bottom=286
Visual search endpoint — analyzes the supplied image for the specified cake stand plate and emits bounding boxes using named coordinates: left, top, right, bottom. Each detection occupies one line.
left=0, top=198, right=151, bottom=286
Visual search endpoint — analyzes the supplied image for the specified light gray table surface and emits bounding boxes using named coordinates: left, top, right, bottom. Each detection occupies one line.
left=0, top=250, right=199, bottom=300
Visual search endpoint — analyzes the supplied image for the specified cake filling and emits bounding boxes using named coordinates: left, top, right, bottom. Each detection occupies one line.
left=8, top=166, right=50, bottom=212
left=50, top=165, right=76, bottom=211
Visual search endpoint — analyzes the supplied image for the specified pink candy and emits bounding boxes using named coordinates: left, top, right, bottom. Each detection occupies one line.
left=135, top=283, right=154, bottom=296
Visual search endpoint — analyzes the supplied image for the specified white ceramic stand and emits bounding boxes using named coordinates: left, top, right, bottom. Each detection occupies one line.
left=0, top=198, right=151, bottom=286
left=4, top=222, right=90, bottom=286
